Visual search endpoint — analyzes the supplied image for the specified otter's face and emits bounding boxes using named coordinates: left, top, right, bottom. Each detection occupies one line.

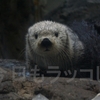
left=28, top=21, right=68, bottom=57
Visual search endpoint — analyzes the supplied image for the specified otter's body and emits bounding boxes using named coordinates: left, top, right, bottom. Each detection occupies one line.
left=26, top=21, right=100, bottom=78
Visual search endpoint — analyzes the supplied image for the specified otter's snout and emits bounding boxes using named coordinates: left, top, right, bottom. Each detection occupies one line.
left=41, top=38, right=52, bottom=48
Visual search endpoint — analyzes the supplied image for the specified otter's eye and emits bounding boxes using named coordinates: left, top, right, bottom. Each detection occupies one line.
left=55, top=32, right=59, bottom=37
left=34, top=34, right=38, bottom=39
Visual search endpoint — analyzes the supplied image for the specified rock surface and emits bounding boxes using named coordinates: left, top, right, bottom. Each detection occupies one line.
left=0, top=67, right=23, bottom=100
left=45, top=0, right=100, bottom=28
left=0, top=59, right=100, bottom=100
left=92, top=93, right=100, bottom=100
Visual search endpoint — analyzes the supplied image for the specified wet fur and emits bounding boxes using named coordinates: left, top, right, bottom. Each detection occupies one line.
left=26, top=21, right=84, bottom=76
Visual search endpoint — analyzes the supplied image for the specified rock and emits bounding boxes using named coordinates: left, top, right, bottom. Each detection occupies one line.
left=88, top=0, right=100, bottom=3
left=0, top=59, right=100, bottom=100
left=44, top=0, right=100, bottom=25
left=0, top=92, right=24, bottom=100
left=13, top=78, right=100, bottom=100
left=0, top=0, right=34, bottom=59
left=32, top=94, right=49, bottom=100
left=92, top=93, right=100, bottom=100
left=0, top=59, right=25, bottom=70
left=0, top=65, right=24, bottom=100
left=0, top=81, right=15, bottom=93
left=0, top=66, right=17, bottom=82
left=0, top=67, right=15, bottom=93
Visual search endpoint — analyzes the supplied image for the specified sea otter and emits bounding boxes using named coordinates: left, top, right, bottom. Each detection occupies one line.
left=26, top=21, right=100, bottom=79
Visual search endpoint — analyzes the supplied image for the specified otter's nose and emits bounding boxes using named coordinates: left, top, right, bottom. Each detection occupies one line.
left=41, top=38, right=52, bottom=47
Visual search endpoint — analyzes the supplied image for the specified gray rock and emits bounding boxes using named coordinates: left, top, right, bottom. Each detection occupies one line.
left=0, top=66, right=24, bottom=100
left=0, top=93, right=24, bottom=100
left=92, top=93, right=100, bottom=100
left=88, top=0, right=100, bottom=3
left=32, top=94, right=49, bottom=100
left=45, top=0, right=100, bottom=25
left=0, top=81, right=15, bottom=93
left=0, top=60, right=100, bottom=100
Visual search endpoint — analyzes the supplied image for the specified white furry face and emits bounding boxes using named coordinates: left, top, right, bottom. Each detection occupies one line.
left=27, top=21, right=68, bottom=57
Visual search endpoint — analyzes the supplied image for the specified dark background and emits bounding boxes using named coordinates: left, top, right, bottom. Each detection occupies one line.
left=0, top=0, right=100, bottom=60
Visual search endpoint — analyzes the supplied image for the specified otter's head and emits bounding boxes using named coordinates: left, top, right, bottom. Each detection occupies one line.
left=27, top=21, right=69, bottom=57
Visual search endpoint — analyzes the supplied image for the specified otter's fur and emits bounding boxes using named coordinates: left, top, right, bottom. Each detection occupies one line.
left=26, top=21, right=85, bottom=74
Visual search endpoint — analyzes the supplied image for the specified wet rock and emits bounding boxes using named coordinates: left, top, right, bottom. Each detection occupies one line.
left=44, top=0, right=100, bottom=25
left=32, top=94, right=49, bottom=100
left=0, top=92, right=24, bottom=100
left=0, top=81, right=15, bottom=93
left=0, top=59, right=100, bottom=100
left=13, top=78, right=100, bottom=100
left=0, top=65, right=24, bottom=100
left=0, top=69, right=13, bottom=82
left=92, top=93, right=100, bottom=100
